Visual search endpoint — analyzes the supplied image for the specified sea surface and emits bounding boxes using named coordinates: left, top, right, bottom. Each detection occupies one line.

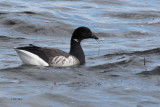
left=0, top=0, right=160, bottom=107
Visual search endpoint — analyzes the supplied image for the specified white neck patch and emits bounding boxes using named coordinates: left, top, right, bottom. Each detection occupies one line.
left=74, top=39, right=79, bottom=43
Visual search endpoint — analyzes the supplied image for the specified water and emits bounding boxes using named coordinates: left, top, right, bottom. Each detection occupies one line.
left=0, top=0, right=160, bottom=107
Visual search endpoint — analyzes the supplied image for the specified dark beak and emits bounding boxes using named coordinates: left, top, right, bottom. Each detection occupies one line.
left=92, top=34, right=98, bottom=40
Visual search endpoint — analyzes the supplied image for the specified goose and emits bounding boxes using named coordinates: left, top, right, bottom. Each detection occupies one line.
left=14, top=26, right=98, bottom=67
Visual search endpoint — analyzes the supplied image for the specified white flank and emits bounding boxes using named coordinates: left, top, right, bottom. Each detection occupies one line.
left=49, top=56, right=79, bottom=67
left=15, top=49, right=49, bottom=66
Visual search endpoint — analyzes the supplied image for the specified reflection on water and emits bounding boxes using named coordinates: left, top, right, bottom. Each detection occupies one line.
left=0, top=0, right=160, bottom=107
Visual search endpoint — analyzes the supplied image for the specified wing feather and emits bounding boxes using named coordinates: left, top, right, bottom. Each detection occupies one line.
left=49, top=56, right=79, bottom=66
left=16, top=45, right=70, bottom=63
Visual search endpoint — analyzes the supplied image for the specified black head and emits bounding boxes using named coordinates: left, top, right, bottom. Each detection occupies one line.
left=72, top=26, right=98, bottom=41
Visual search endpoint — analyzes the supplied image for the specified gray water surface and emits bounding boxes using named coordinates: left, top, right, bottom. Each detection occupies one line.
left=0, top=0, right=160, bottom=107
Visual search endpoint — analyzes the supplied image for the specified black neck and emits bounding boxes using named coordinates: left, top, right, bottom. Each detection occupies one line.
left=69, top=38, right=85, bottom=64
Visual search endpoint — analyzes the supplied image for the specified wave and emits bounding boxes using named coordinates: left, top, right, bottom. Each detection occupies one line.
left=0, top=11, right=73, bottom=36
left=107, top=12, right=159, bottom=20
left=90, top=59, right=133, bottom=69
left=137, top=66, right=160, bottom=75
left=89, top=47, right=160, bottom=73
left=0, top=35, right=25, bottom=41
left=103, top=47, right=160, bottom=58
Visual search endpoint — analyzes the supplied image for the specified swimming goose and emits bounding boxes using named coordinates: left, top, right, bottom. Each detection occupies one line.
left=14, top=26, right=98, bottom=66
